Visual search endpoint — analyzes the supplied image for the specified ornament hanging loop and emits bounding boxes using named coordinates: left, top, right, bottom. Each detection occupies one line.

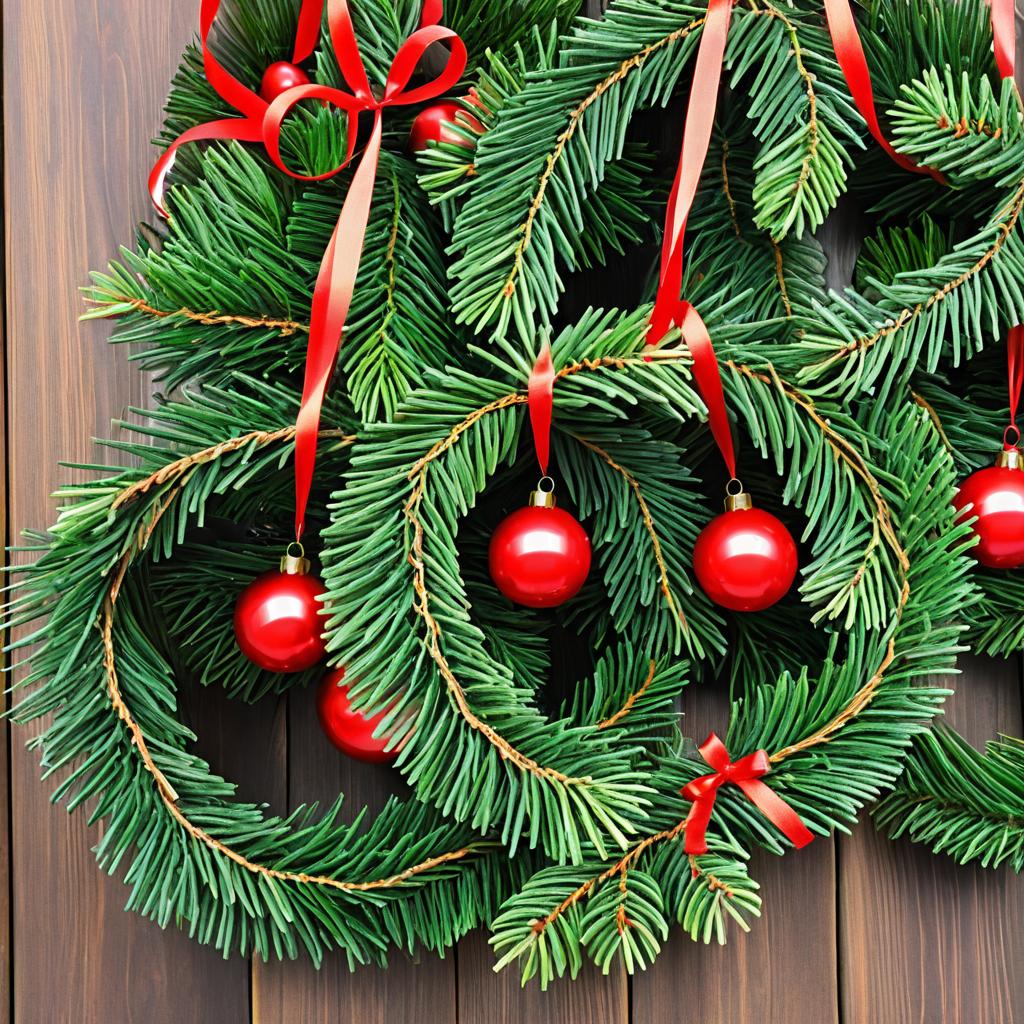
left=1004, top=425, right=1022, bottom=451
left=281, top=542, right=312, bottom=576
left=530, top=477, right=557, bottom=508
left=997, top=445, right=1023, bottom=471
left=724, top=478, right=750, bottom=512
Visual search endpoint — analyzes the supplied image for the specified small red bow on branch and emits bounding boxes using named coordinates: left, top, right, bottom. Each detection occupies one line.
left=681, top=733, right=814, bottom=858
left=150, top=0, right=466, bottom=541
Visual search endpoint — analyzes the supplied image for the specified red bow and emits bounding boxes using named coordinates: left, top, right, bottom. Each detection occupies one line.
left=150, top=0, right=466, bottom=540
left=681, top=733, right=814, bottom=857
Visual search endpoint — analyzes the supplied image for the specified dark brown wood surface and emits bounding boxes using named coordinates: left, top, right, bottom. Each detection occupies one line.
left=3, top=2, right=1024, bottom=1023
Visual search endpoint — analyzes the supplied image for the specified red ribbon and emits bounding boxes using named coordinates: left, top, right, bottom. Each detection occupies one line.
left=645, top=0, right=737, bottom=480
left=1006, top=326, right=1024, bottom=448
left=825, top=0, right=1017, bottom=182
left=528, top=343, right=555, bottom=476
left=681, top=733, right=814, bottom=858
left=826, top=2, right=1022, bottom=451
left=823, top=0, right=945, bottom=182
left=150, top=0, right=467, bottom=540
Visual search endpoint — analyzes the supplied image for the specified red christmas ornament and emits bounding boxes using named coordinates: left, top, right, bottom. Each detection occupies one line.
left=489, top=484, right=591, bottom=609
left=259, top=61, right=311, bottom=103
left=693, top=490, right=798, bottom=613
left=409, top=100, right=482, bottom=152
left=316, top=669, right=399, bottom=764
left=953, top=448, right=1024, bottom=569
left=233, top=547, right=327, bottom=673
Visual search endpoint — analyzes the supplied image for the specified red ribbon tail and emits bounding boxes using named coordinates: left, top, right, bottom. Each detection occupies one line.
left=293, top=0, right=325, bottom=63
left=646, top=0, right=732, bottom=350
left=149, top=118, right=264, bottom=218
left=293, top=115, right=384, bottom=540
left=737, top=778, right=814, bottom=850
left=824, top=0, right=944, bottom=182
left=683, top=797, right=714, bottom=858
left=528, top=343, right=555, bottom=477
left=679, top=304, right=736, bottom=480
left=990, top=0, right=1017, bottom=81
left=420, top=0, right=444, bottom=27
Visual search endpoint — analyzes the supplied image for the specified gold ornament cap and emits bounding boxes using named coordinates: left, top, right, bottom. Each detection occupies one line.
left=280, top=542, right=312, bottom=576
left=724, top=479, right=753, bottom=512
left=996, top=446, right=1023, bottom=470
left=529, top=476, right=557, bottom=508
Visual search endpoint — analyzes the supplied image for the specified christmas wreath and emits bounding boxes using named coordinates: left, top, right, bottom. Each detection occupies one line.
left=3, top=0, right=1009, bottom=986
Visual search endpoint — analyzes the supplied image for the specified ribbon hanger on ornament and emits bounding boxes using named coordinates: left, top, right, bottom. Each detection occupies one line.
left=646, top=0, right=738, bottom=486
left=646, top=0, right=800, bottom=616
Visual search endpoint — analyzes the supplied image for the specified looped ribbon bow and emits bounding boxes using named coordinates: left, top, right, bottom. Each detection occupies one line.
left=681, top=733, right=814, bottom=858
left=150, top=0, right=467, bottom=540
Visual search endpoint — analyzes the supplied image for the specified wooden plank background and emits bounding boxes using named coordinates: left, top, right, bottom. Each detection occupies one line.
left=3, top=1, right=1024, bottom=1022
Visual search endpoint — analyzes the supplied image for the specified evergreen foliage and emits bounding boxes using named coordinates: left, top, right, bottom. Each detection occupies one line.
left=8, top=0, right=1022, bottom=984
left=876, top=729, right=1024, bottom=872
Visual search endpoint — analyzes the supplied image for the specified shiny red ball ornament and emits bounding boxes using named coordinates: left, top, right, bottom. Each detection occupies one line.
left=409, top=100, right=481, bottom=152
left=953, top=448, right=1024, bottom=569
left=316, top=669, right=398, bottom=764
left=233, top=549, right=327, bottom=673
left=259, top=61, right=311, bottom=103
left=693, top=491, right=798, bottom=613
left=489, top=487, right=591, bottom=609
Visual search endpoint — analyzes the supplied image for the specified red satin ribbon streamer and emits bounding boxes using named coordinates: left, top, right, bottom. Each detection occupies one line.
left=823, top=0, right=944, bottom=181
left=989, top=0, right=1017, bottom=81
left=645, top=0, right=737, bottom=480
left=528, top=343, right=555, bottom=476
left=681, top=733, right=814, bottom=858
left=825, top=0, right=1018, bottom=181
left=150, top=0, right=467, bottom=540
left=826, top=1, right=1023, bottom=450
left=1006, top=326, right=1024, bottom=447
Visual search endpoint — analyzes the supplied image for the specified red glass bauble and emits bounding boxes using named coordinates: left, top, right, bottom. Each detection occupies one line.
left=233, top=569, right=327, bottom=673
left=489, top=505, right=592, bottom=609
left=409, top=101, right=481, bottom=152
left=259, top=61, right=311, bottom=103
left=953, top=460, right=1024, bottom=569
left=316, top=669, right=399, bottom=764
left=693, top=504, right=798, bottom=612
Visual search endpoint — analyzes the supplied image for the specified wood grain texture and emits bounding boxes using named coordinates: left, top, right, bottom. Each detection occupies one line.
left=839, top=656, right=1024, bottom=1024
left=458, top=931, right=627, bottom=1024
left=0, top=165, right=8, bottom=1024
left=4, top=1, right=255, bottom=1021
left=250, top=691, right=457, bottom=1024
left=632, top=683, right=839, bottom=1024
